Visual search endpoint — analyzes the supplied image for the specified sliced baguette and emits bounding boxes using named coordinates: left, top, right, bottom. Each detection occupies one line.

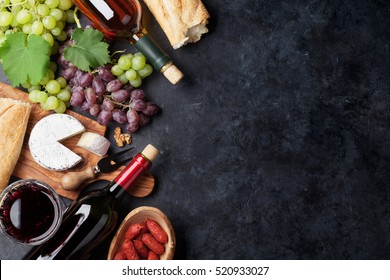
left=0, top=98, right=31, bottom=191
left=143, top=0, right=210, bottom=49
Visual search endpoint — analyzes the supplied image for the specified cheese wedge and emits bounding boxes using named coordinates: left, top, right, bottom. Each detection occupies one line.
left=0, top=98, right=31, bottom=192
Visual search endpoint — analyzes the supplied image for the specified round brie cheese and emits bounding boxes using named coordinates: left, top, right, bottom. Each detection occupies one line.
left=29, top=114, right=86, bottom=171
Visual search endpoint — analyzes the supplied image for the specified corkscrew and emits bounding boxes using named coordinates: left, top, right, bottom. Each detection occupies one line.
left=60, top=147, right=134, bottom=191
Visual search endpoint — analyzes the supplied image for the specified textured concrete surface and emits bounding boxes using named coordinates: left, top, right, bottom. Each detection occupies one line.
left=1, top=0, right=390, bottom=259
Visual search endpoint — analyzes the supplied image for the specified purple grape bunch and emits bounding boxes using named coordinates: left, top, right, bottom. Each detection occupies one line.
left=57, top=47, right=159, bottom=133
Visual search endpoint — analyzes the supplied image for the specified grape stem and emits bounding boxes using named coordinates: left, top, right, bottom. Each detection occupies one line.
left=74, top=7, right=81, bottom=29
left=2, top=0, right=29, bottom=9
left=103, top=96, right=133, bottom=109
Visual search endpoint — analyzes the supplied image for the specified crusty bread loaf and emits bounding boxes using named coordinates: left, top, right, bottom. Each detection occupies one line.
left=0, top=98, right=31, bottom=192
left=142, top=0, right=210, bottom=49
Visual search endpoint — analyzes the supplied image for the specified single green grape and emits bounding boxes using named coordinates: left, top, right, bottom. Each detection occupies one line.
left=57, top=89, right=71, bottom=101
left=131, top=56, right=146, bottom=71
left=42, top=15, right=57, bottom=30
left=45, top=0, right=60, bottom=9
left=40, top=102, right=51, bottom=111
left=117, top=55, right=132, bottom=70
left=56, top=77, right=67, bottom=88
left=125, top=53, right=134, bottom=60
left=49, top=8, right=63, bottom=21
left=125, top=69, right=138, bottom=81
left=117, top=73, right=129, bottom=84
left=134, top=52, right=145, bottom=58
left=129, top=76, right=142, bottom=88
left=55, top=30, right=67, bottom=41
left=28, top=85, right=41, bottom=92
left=45, top=96, right=59, bottom=110
left=16, top=9, right=32, bottom=25
left=0, top=11, right=14, bottom=27
left=58, top=0, right=73, bottom=11
left=65, top=10, right=75, bottom=23
left=28, top=90, right=41, bottom=103
left=54, top=100, right=66, bottom=113
left=37, top=91, right=48, bottom=103
left=55, top=21, right=65, bottom=30
left=37, top=4, right=50, bottom=17
left=46, top=80, right=61, bottom=94
left=51, top=27, right=61, bottom=36
left=111, top=64, right=124, bottom=76
left=42, top=33, right=54, bottom=47
left=22, top=23, right=32, bottom=34
left=137, top=64, right=153, bottom=78
left=31, top=21, right=44, bottom=35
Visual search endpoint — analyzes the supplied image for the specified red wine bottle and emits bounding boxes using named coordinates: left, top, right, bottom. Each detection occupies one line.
left=73, top=0, right=183, bottom=84
left=23, top=144, right=159, bottom=260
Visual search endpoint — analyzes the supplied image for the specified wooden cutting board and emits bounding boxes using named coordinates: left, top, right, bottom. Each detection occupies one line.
left=0, top=82, right=154, bottom=200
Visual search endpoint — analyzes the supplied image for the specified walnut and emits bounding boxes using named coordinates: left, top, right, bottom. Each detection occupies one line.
left=114, top=127, right=132, bottom=147
left=114, top=127, right=124, bottom=147
left=122, top=133, right=132, bottom=145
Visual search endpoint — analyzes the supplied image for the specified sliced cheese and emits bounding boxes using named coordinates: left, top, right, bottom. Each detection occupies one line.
left=28, top=114, right=85, bottom=171
left=77, top=132, right=110, bottom=157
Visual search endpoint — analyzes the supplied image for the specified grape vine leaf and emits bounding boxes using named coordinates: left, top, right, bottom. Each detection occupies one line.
left=64, top=28, right=110, bottom=72
left=0, top=33, right=51, bottom=87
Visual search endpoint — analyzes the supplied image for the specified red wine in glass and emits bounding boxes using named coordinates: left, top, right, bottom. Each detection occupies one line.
left=0, top=180, right=63, bottom=245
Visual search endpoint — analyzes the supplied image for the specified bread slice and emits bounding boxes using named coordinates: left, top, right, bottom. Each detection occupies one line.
left=143, top=0, right=210, bottom=49
left=0, top=98, right=31, bottom=191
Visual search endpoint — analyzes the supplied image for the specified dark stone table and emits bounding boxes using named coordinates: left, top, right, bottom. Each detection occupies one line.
left=1, top=0, right=389, bottom=259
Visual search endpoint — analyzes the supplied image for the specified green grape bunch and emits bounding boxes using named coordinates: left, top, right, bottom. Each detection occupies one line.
left=0, top=0, right=76, bottom=113
left=0, top=0, right=75, bottom=46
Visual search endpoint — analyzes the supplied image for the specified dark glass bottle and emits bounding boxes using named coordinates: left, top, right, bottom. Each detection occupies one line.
left=23, top=144, right=159, bottom=260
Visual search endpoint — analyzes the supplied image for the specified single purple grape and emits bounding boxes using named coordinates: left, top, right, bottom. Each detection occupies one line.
left=81, top=100, right=91, bottom=112
left=61, top=65, right=77, bottom=80
left=106, top=79, right=122, bottom=92
left=112, top=109, right=127, bottom=123
left=92, top=77, right=105, bottom=95
left=126, top=109, right=139, bottom=124
left=97, top=110, right=112, bottom=125
left=85, top=87, right=97, bottom=104
left=142, top=102, right=159, bottom=116
left=70, top=88, right=85, bottom=107
left=89, top=104, right=100, bottom=116
left=131, top=99, right=146, bottom=111
left=102, top=98, right=115, bottom=111
left=130, top=89, right=145, bottom=100
left=79, top=73, right=94, bottom=87
left=98, top=66, right=115, bottom=82
left=125, top=122, right=139, bottom=133
left=111, top=89, right=129, bottom=103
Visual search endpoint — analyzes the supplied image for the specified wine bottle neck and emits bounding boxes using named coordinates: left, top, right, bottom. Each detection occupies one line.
left=132, top=33, right=171, bottom=71
left=108, top=153, right=152, bottom=199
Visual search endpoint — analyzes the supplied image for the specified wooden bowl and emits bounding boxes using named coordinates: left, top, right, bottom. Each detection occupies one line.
left=108, top=206, right=176, bottom=260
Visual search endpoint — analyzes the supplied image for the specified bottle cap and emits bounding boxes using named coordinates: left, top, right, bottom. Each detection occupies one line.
left=142, top=144, right=159, bottom=162
left=162, top=63, right=184, bottom=85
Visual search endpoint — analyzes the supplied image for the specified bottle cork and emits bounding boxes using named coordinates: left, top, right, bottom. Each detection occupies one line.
left=161, top=63, right=184, bottom=85
left=142, top=144, right=159, bottom=162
